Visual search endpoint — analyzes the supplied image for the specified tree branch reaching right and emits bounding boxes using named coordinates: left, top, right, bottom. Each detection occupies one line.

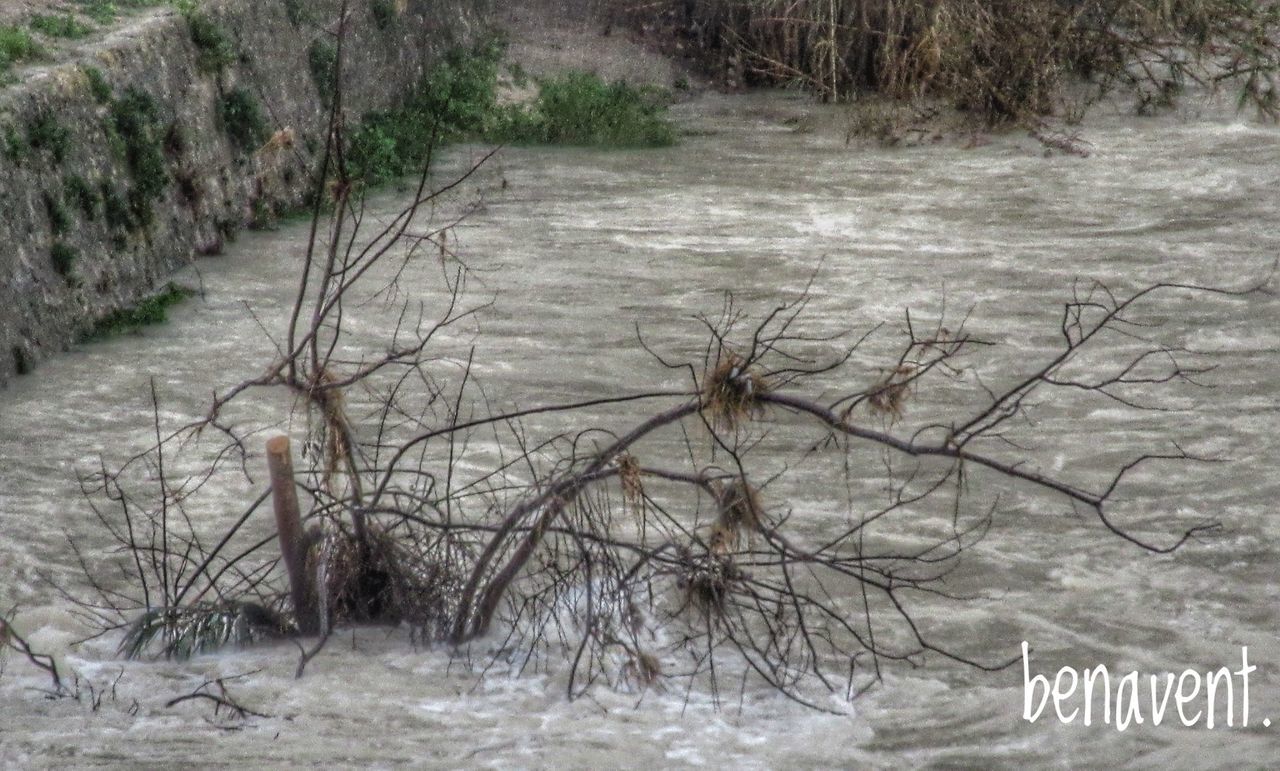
left=50, top=2, right=1276, bottom=713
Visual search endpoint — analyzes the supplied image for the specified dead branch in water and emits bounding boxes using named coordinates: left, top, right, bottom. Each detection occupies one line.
left=165, top=671, right=272, bottom=722
left=56, top=5, right=1275, bottom=714
left=1, top=609, right=65, bottom=694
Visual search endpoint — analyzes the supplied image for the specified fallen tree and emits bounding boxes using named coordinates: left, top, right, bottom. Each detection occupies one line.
left=53, top=2, right=1273, bottom=711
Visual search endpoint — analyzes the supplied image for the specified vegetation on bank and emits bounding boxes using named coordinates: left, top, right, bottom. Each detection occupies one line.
left=0, top=26, right=40, bottom=77
left=220, top=87, right=268, bottom=150
left=492, top=71, right=676, bottom=147
left=626, top=0, right=1280, bottom=125
left=108, top=87, right=169, bottom=229
left=186, top=10, right=237, bottom=74
left=30, top=13, right=93, bottom=40
left=347, top=38, right=678, bottom=184
left=1, top=2, right=197, bottom=82
left=81, top=283, right=195, bottom=341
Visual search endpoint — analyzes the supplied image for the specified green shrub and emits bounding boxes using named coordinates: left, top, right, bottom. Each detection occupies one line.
left=187, top=12, right=236, bottom=74
left=344, top=39, right=506, bottom=183
left=65, top=174, right=98, bottom=220
left=309, top=38, right=339, bottom=108
left=342, top=40, right=676, bottom=184
left=43, top=192, right=71, bottom=234
left=3, top=124, right=24, bottom=163
left=347, top=120, right=404, bottom=185
left=30, top=14, right=92, bottom=39
left=76, top=1, right=120, bottom=25
left=220, top=87, right=268, bottom=150
left=28, top=113, right=70, bottom=163
left=73, top=0, right=171, bottom=25
left=110, top=88, right=168, bottom=226
left=416, top=39, right=504, bottom=140
left=507, top=61, right=530, bottom=88
left=164, top=121, right=187, bottom=157
left=101, top=182, right=132, bottom=232
left=283, top=0, right=307, bottom=28
left=492, top=72, right=676, bottom=147
left=50, top=241, right=78, bottom=276
left=371, top=0, right=397, bottom=30
left=83, top=65, right=113, bottom=103
left=83, top=283, right=194, bottom=340
left=0, top=25, right=40, bottom=73
left=101, top=116, right=127, bottom=160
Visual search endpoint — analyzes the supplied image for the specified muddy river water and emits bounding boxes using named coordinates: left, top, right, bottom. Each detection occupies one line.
left=1, top=91, right=1278, bottom=767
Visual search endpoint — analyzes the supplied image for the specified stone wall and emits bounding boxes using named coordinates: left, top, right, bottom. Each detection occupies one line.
left=0, top=0, right=483, bottom=384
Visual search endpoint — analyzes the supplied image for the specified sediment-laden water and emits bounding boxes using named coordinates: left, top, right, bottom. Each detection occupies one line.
left=1, top=92, right=1278, bottom=767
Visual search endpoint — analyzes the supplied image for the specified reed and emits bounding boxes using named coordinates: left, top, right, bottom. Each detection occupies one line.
left=624, top=0, right=1280, bottom=122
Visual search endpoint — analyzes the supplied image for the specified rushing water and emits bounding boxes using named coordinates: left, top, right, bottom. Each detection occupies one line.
left=2, top=91, right=1278, bottom=768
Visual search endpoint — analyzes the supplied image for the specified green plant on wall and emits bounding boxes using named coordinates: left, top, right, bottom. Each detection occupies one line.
left=76, top=1, right=120, bottom=26
left=83, top=65, right=113, bottom=103
left=110, top=88, right=168, bottom=227
left=187, top=12, right=236, bottom=74
left=371, top=0, right=398, bottom=31
left=12, top=346, right=31, bottom=376
left=50, top=241, right=78, bottom=277
left=28, top=113, right=70, bottom=163
left=282, top=0, right=308, bottom=28
left=0, top=26, right=41, bottom=74
left=101, top=181, right=132, bottom=235
left=65, top=175, right=99, bottom=220
left=3, top=124, right=25, bottom=163
left=309, top=38, right=338, bottom=108
left=220, top=87, right=268, bottom=151
left=83, top=283, right=195, bottom=341
left=43, top=192, right=71, bottom=235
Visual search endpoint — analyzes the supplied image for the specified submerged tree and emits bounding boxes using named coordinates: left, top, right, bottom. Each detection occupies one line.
left=51, top=1, right=1273, bottom=712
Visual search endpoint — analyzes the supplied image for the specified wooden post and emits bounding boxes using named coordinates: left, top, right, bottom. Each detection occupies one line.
left=266, top=436, right=318, bottom=635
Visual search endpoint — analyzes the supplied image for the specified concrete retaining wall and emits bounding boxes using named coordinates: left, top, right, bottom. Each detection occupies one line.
left=0, top=0, right=483, bottom=384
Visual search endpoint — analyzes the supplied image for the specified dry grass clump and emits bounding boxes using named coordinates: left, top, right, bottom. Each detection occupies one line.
left=701, top=353, right=768, bottom=431
left=304, top=367, right=352, bottom=496
left=675, top=480, right=763, bottom=617
left=867, top=364, right=916, bottom=422
left=677, top=551, right=743, bottom=616
left=709, top=478, right=765, bottom=553
left=615, top=452, right=645, bottom=515
left=622, top=648, right=664, bottom=689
